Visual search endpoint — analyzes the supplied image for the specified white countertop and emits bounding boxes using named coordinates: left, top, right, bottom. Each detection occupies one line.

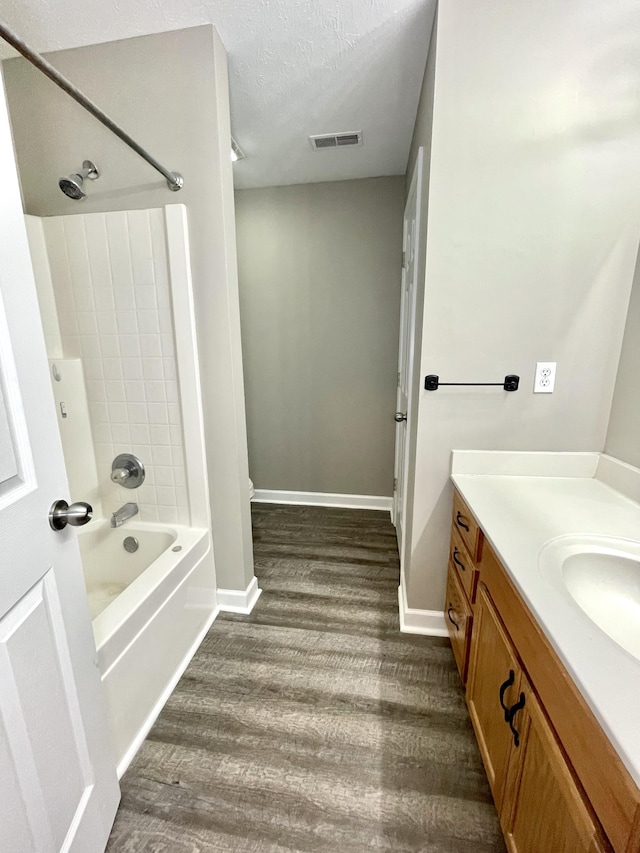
left=451, top=450, right=640, bottom=788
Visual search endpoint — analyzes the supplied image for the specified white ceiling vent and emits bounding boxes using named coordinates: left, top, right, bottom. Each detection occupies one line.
left=309, top=131, right=363, bottom=151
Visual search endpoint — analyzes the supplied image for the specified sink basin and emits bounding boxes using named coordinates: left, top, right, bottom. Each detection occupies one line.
left=538, top=535, right=640, bottom=661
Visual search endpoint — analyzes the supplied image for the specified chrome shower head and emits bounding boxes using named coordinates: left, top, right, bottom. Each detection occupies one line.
left=58, top=160, right=99, bottom=200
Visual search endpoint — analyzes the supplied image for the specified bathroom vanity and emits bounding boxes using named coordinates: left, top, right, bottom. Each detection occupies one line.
left=445, top=451, right=640, bottom=853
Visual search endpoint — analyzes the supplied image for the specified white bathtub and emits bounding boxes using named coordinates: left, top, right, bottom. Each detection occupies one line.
left=77, top=519, right=217, bottom=776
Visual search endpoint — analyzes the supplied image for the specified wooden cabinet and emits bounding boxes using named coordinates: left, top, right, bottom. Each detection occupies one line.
left=445, top=565, right=473, bottom=682
left=467, top=584, right=611, bottom=851
left=449, top=524, right=478, bottom=603
left=445, top=491, right=482, bottom=684
left=502, top=681, right=611, bottom=853
left=445, top=487, right=638, bottom=852
left=452, top=488, right=482, bottom=562
left=480, top=540, right=640, bottom=853
left=466, top=585, right=523, bottom=813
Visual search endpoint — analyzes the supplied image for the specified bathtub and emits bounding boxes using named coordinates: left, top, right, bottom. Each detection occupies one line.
left=77, top=519, right=217, bottom=777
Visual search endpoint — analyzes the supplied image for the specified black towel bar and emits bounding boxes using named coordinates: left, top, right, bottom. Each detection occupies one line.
left=424, top=374, right=520, bottom=392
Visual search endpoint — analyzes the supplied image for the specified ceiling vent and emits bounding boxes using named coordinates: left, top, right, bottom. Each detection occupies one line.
left=309, top=131, right=363, bottom=151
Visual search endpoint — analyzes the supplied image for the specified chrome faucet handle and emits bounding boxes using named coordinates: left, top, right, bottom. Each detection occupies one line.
left=111, top=453, right=145, bottom=489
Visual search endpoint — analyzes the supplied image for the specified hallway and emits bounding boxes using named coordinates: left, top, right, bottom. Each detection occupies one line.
left=107, top=504, right=504, bottom=852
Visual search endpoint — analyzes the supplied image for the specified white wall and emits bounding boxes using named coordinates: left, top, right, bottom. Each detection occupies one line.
left=405, top=0, right=640, bottom=610
left=3, top=26, right=254, bottom=590
left=402, top=15, right=438, bottom=581
left=25, top=217, right=63, bottom=358
left=605, top=246, right=640, bottom=468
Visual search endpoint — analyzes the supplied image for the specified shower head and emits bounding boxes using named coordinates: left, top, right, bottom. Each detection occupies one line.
left=58, top=160, right=100, bottom=200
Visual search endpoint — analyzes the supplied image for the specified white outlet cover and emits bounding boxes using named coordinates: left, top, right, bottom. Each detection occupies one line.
left=534, top=361, right=556, bottom=393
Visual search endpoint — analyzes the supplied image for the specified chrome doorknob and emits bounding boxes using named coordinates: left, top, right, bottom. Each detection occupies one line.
left=394, top=412, right=407, bottom=422
left=49, top=499, right=93, bottom=531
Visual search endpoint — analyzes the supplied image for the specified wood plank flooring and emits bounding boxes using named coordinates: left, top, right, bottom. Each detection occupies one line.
left=106, top=504, right=505, bottom=852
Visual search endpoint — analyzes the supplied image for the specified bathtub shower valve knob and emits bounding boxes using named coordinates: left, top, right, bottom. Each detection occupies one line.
left=111, top=453, right=145, bottom=489
left=49, top=499, right=93, bottom=531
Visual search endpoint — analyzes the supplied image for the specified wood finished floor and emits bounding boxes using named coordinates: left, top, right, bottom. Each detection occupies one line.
left=106, top=504, right=505, bottom=853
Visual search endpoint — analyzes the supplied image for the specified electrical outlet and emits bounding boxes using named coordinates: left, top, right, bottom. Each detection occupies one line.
left=534, top=361, right=556, bottom=393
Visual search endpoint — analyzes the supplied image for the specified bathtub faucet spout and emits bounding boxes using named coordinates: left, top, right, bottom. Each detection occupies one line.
left=111, top=502, right=138, bottom=528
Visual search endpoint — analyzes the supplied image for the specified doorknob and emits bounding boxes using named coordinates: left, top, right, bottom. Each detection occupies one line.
left=394, top=412, right=407, bottom=422
left=49, top=499, right=93, bottom=531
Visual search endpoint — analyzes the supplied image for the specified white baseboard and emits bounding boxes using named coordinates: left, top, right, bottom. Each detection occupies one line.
left=217, top=576, right=262, bottom=614
left=116, top=604, right=220, bottom=778
left=252, top=488, right=393, bottom=514
left=398, top=576, right=447, bottom=637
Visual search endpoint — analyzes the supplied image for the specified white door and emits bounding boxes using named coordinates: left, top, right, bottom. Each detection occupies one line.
left=393, top=149, right=423, bottom=554
left=0, top=73, right=120, bottom=851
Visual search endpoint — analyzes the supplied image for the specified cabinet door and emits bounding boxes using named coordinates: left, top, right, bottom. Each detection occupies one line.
left=466, top=585, right=523, bottom=812
left=445, top=565, right=473, bottom=683
left=503, top=680, right=611, bottom=853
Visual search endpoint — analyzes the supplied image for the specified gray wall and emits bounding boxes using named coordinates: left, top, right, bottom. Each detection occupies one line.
left=605, top=246, right=640, bottom=468
left=3, top=26, right=255, bottom=590
left=235, top=177, right=404, bottom=496
left=404, top=0, right=640, bottom=611
left=406, top=9, right=437, bottom=196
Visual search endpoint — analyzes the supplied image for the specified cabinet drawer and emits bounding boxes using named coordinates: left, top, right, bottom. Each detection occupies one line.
left=445, top=565, right=473, bottom=684
left=453, top=490, right=482, bottom=561
left=450, top=524, right=478, bottom=604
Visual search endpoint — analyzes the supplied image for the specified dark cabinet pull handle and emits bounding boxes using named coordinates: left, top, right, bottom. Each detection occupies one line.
left=447, top=606, right=459, bottom=630
left=452, top=548, right=466, bottom=571
left=456, top=511, right=470, bottom=532
left=507, top=693, right=526, bottom=747
left=499, top=670, right=515, bottom=721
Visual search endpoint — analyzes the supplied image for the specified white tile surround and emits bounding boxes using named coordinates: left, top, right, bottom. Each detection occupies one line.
left=41, top=208, right=189, bottom=524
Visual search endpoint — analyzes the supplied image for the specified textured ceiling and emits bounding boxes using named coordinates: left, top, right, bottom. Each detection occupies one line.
left=0, top=0, right=436, bottom=188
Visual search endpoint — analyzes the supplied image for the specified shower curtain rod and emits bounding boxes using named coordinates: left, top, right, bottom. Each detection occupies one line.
left=0, top=20, right=183, bottom=191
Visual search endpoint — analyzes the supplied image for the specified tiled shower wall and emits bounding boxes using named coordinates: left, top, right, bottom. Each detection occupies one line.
left=42, top=208, right=189, bottom=525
